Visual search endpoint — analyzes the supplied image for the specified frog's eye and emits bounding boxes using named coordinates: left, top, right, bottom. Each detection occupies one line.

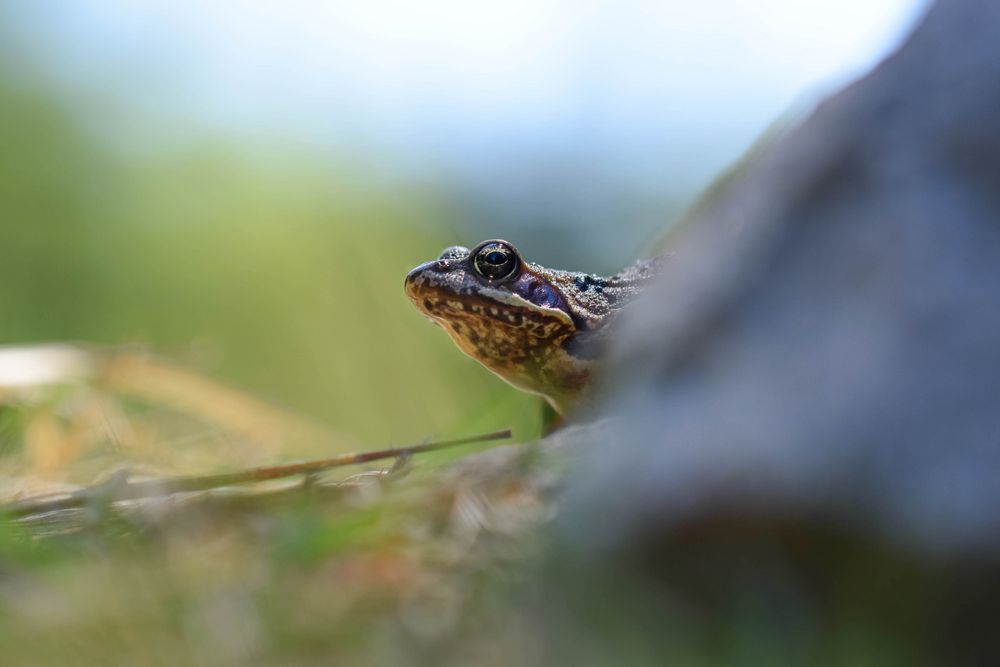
left=471, top=240, right=520, bottom=283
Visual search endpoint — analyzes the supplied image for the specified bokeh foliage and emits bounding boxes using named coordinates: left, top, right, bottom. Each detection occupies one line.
left=0, top=37, right=549, bottom=666
left=0, top=67, right=540, bottom=453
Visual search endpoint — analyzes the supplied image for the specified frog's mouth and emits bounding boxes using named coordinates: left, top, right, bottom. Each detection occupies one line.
left=404, top=270, right=574, bottom=332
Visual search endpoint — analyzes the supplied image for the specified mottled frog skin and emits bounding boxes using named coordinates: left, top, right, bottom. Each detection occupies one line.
left=404, top=240, right=661, bottom=414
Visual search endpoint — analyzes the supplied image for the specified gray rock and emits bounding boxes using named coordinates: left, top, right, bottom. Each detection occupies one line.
left=568, top=0, right=1000, bottom=560
left=552, top=0, right=1000, bottom=660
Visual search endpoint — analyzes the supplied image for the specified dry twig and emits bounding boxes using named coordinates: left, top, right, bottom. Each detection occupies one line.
left=2, top=429, right=513, bottom=518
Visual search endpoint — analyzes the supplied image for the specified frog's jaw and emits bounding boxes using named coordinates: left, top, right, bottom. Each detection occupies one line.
left=405, top=277, right=589, bottom=412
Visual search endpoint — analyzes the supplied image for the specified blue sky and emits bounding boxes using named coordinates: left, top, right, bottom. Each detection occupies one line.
left=4, top=0, right=927, bottom=258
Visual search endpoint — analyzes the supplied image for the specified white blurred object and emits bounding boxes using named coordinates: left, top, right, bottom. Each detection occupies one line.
left=0, top=345, right=94, bottom=389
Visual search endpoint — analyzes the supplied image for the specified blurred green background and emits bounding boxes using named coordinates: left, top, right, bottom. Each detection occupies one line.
left=0, top=57, right=543, bottom=450
left=0, top=0, right=921, bottom=454
left=0, top=0, right=928, bottom=447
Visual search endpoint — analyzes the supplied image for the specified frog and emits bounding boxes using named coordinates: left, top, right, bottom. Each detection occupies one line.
left=404, top=239, right=661, bottom=415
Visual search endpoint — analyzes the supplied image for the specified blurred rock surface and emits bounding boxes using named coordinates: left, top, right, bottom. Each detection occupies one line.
left=552, top=0, right=1000, bottom=661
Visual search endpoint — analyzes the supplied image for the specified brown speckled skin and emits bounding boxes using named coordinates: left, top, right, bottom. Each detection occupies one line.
left=404, top=241, right=660, bottom=413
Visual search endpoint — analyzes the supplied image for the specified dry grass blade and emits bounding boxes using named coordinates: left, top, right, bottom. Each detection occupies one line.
left=2, top=429, right=513, bottom=518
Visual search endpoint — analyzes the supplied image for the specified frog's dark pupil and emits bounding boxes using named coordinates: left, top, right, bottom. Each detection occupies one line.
left=471, top=242, right=519, bottom=282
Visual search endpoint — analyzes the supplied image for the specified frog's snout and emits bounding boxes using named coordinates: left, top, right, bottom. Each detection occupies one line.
left=404, top=262, right=431, bottom=296
left=403, top=269, right=421, bottom=302
left=405, top=258, right=453, bottom=296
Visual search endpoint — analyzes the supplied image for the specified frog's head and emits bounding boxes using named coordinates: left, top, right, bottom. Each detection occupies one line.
left=404, top=239, right=590, bottom=411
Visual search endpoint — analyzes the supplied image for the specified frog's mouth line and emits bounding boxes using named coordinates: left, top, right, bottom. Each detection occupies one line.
left=405, top=281, right=575, bottom=330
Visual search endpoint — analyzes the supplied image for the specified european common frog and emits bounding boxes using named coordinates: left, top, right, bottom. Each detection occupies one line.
left=405, top=240, right=660, bottom=414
